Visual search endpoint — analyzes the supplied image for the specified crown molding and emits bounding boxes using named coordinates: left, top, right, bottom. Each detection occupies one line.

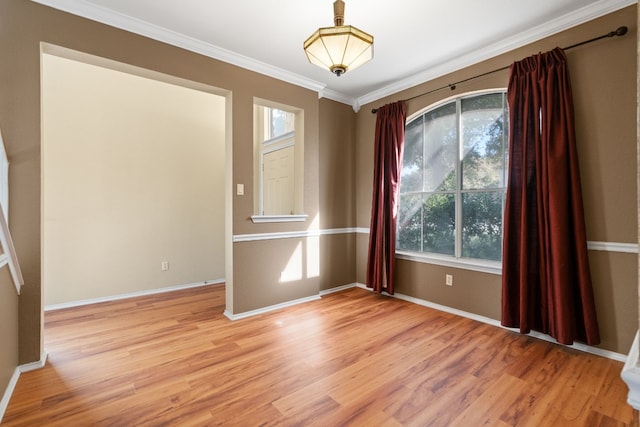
left=356, top=0, right=637, bottom=109
left=30, top=0, right=327, bottom=94
left=31, top=0, right=635, bottom=112
left=318, top=88, right=358, bottom=111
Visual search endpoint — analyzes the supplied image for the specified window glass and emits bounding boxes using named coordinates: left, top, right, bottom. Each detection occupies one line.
left=461, top=94, right=506, bottom=190
left=461, top=191, right=503, bottom=260
left=400, top=116, right=423, bottom=194
left=267, top=108, right=295, bottom=140
left=422, top=193, right=455, bottom=256
left=397, top=91, right=508, bottom=263
left=423, top=103, right=457, bottom=192
left=398, top=193, right=422, bottom=252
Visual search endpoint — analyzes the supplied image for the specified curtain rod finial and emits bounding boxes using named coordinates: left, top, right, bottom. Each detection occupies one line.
left=609, top=26, right=628, bottom=38
left=615, top=26, right=628, bottom=37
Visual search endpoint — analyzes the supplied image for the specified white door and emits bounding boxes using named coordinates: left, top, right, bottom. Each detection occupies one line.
left=262, top=145, right=294, bottom=215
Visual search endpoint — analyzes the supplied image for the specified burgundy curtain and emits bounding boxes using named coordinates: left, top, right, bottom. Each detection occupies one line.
left=501, top=48, right=600, bottom=345
left=366, top=101, right=406, bottom=294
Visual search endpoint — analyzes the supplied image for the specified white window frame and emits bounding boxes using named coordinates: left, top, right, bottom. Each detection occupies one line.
left=0, top=128, right=23, bottom=293
left=251, top=99, right=306, bottom=223
left=396, top=89, right=508, bottom=275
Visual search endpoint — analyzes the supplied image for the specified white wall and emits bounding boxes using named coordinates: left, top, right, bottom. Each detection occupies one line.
left=42, top=54, right=225, bottom=305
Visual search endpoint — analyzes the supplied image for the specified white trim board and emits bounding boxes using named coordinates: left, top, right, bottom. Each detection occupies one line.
left=0, top=368, right=19, bottom=424
left=44, top=279, right=224, bottom=311
left=233, top=227, right=360, bottom=243
left=0, top=201, right=24, bottom=295
left=396, top=251, right=501, bottom=276
left=20, top=352, right=48, bottom=373
left=319, top=283, right=358, bottom=296
left=356, top=227, right=639, bottom=255
left=587, top=241, right=638, bottom=253
left=224, top=294, right=321, bottom=321
left=250, top=214, right=308, bottom=224
left=225, top=283, right=360, bottom=320
left=354, top=283, right=627, bottom=362
left=0, top=352, right=48, bottom=423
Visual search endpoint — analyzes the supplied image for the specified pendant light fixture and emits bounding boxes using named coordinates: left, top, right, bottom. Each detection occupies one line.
left=303, top=0, right=374, bottom=76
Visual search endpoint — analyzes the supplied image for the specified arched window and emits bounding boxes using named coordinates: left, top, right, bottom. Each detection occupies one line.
left=397, top=90, right=508, bottom=268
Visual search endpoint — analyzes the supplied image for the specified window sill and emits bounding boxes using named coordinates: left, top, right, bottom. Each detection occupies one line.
left=251, top=214, right=308, bottom=223
left=395, top=251, right=502, bottom=275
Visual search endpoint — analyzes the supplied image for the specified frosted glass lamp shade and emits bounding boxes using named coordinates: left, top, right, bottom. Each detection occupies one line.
left=304, top=25, right=373, bottom=76
left=303, top=0, right=373, bottom=77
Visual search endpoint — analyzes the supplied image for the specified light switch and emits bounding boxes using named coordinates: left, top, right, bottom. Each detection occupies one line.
left=237, top=183, right=244, bottom=196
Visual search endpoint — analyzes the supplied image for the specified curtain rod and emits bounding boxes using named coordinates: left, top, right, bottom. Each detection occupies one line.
left=371, top=26, right=628, bottom=114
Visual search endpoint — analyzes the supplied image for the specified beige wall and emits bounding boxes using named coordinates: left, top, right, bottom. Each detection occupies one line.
left=239, top=96, right=361, bottom=300
left=0, top=266, right=19, bottom=413
left=42, top=53, right=226, bottom=306
left=318, top=99, right=357, bottom=291
left=230, top=84, right=320, bottom=314
left=319, top=99, right=356, bottom=229
left=223, top=34, right=321, bottom=316
left=355, top=5, right=638, bottom=354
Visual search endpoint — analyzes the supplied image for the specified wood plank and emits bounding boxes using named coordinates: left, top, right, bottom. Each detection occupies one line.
left=3, top=284, right=637, bottom=426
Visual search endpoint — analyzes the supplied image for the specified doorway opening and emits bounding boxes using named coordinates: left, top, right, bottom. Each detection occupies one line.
left=40, top=44, right=233, bottom=333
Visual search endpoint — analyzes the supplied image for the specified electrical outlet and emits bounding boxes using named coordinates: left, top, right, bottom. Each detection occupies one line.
left=445, top=274, right=453, bottom=286
left=161, top=261, right=169, bottom=271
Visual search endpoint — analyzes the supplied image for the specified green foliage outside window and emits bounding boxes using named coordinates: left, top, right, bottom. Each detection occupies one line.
left=397, top=92, right=508, bottom=262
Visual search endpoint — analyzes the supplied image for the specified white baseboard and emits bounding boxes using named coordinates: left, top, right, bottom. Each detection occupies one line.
left=224, top=294, right=321, bottom=320
left=622, top=331, right=640, bottom=409
left=0, top=351, right=47, bottom=423
left=0, top=368, right=20, bottom=423
left=319, top=283, right=357, bottom=296
left=224, top=283, right=359, bottom=320
left=44, top=279, right=224, bottom=311
left=354, top=283, right=626, bottom=362
left=20, top=352, right=48, bottom=373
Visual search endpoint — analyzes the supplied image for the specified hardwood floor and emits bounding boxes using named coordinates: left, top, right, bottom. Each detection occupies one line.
left=3, top=284, right=637, bottom=426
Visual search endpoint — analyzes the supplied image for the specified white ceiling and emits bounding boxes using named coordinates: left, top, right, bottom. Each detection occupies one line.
left=33, top=0, right=634, bottom=110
